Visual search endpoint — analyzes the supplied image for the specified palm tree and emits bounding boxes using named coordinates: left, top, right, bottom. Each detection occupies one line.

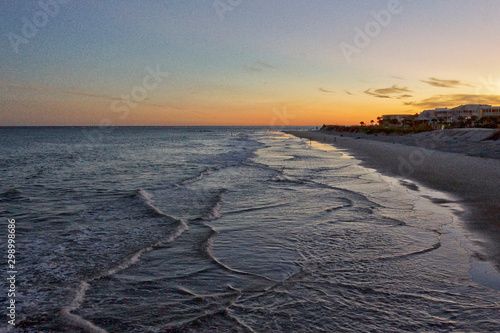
left=370, top=120, right=374, bottom=126
left=376, top=116, right=383, bottom=126
left=470, top=116, right=478, bottom=127
left=360, top=121, right=365, bottom=126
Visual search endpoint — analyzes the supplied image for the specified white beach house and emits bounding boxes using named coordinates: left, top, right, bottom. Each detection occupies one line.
left=416, top=105, right=500, bottom=124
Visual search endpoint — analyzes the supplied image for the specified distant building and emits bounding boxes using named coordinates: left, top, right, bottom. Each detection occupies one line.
left=482, top=106, right=500, bottom=118
left=417, top=108, right=448, bottom=122
left=380, top=104, right=499, bottom=127
left=415, top=105, right=499, bottom=124
left=382, top=114, right=414, bottom=126
left=448, top=104, right=491, bottom=122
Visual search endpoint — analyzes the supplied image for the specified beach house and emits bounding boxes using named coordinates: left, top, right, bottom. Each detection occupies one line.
left=415, top=105, right=500, bottom=124
left=381, top=114, right=415, bottom=126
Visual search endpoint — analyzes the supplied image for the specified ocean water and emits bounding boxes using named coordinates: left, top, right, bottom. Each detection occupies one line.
left=1, top=126, right=499, bottom=332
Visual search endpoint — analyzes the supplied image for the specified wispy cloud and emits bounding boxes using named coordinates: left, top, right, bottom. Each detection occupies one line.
left=364, top=85, right=412, bottom=99
left=374, top=85, right=411, bottom=95
left=244, top=59, right=277, bottom=72
left=404, top=94, right=500, bottom=109
left=365, top=90, right=390, bottom=98
left=421, top=77, right=473, bottom=88
left=254, top=60, right=276, bottom=69
left=318, top=88, right=334, bottom=93
left=1, top=81, right=119, bottom=100
left=345, top=90, right=354, bottom=95
left=0, top=81, right=173, bottom=108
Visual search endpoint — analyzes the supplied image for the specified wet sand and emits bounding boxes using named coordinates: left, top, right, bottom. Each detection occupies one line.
left=286, top=130, right=500, bottom=269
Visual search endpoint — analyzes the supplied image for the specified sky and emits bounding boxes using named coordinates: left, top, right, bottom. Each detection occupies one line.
left=1, top=0, right=500, bottom=126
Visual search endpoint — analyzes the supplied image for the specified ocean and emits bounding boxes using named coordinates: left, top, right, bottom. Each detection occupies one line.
left=1, top=126, right=499, bottom=332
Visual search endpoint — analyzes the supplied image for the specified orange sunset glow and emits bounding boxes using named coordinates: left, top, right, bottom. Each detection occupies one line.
left=1, top=1, right=500, bottom=126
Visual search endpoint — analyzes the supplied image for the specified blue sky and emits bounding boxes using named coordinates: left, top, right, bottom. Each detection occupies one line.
left=1, top=0, right=500, bottom=125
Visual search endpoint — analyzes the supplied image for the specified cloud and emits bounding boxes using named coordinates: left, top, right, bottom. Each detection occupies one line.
left=244, top=60, right=277, bottom=72
left=245, top=66, right=263, bottom=72
left=254, top=60, right=276, bottom=69
left=364, top=90, right=390, bottom=98
left=318, top=88, right=334, bottom=93
left=374, top=85, right=411, bottom=95
left=345, top=90, right=354, bottom=95
left=0, top=81, right=173, bottom=108
left=404, top=94, right=500, bottom=109
left=364, top=85, right=412, bottom=99
left=421, top=77, right=473, bottom=88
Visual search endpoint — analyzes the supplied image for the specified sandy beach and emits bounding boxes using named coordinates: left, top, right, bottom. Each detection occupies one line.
left=287, top=129, right=500, bottom=269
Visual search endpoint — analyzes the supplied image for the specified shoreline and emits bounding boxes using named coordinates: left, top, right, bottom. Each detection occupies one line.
left=286, top=130, right=500, bottom=272
left=317, top=128, right=500, bottom=159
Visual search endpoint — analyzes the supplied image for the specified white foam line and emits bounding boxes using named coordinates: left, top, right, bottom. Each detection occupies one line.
left=385, top=175, right=500, bottom=291
left=105, top=219, right=189, bottom=278
left=60, top=282, right=108, bottom=333
left=203, top=200, right=222, bottom=221
left=202, top=189, right=227, bottom=221
left=202, top=227, right=277, bottom=284
left=61, top=191, right=189, bottom=332
left=137, top=188, right=154, bottom=201
left=179, top=166, right=219, bottom=185
left=196, top=189, right=277, bottom=284
left=138, top=189, right=167, bottom=216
